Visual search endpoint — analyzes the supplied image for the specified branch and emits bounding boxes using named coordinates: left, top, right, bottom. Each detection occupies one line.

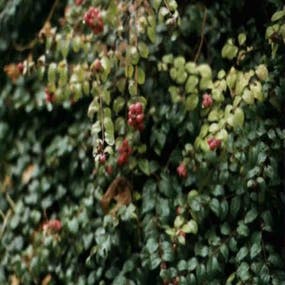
left=13, top=0, right=60, bottom=52
left=194, top=8, right=208, bottom=63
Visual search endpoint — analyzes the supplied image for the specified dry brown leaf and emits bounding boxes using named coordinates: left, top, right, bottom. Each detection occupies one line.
left=41, top=274, right=52, bottom=285
left=22, top=164, right=36, bottom=185
left=100, top=177, right=132, bottom=215
left=1, top=176, right=12, bottom=192
left=10, top=275, right=20, bottom=285
left=4, top=64, right=21, bottom=82
left=39, top=22, right=53, bottom=39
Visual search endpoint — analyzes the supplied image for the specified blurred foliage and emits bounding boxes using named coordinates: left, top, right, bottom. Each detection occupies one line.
left=0, top=0, right=285, bottom=284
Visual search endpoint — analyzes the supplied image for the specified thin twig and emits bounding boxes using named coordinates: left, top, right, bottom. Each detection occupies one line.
left=13, top=0, right=60, bottom=51
left=0, top=209, right=5, bottom=220
left=194, top=8, right=208, bottom=63
left=0, top=209, right=12, bottom=239
left=6, top=193, right=15, bottom=211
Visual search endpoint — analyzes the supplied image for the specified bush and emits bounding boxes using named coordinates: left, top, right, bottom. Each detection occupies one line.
left=1, top=0, right=285, bottom=284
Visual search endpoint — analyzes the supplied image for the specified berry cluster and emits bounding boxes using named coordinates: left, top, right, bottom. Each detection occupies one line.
left=117, top=139, right=132, bottom=166
left=202, top=93, right=213, bottom=108
left=45, top=88, right=55, bottom=103
left=207, top=137, right=221, bottom=150
left=42, top=219, right=62, bottom=234
left=177, top=163, right=187, bottom=178
left=128, top=102, right=144, bottom=131
left=84, top=7, right=104, bottom=35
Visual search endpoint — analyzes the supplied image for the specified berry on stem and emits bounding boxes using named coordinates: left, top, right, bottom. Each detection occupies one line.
left=127, top=102, right=145, bottom=131
left=42, top=219, right=62, bottom=234
left=45, top=88, right=55, bottom=103
left=84, top=7, right=104, bottom=35
left=207, top=137, right=221, bottom=150
left=202, top=93, right=213, bottom=108
left=177, top=163, right=187, bottom=178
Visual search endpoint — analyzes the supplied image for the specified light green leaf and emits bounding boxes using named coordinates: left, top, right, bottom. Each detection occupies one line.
left=104, top=117, right=115, bottom=145
left=137, top=67, right=146, bottom=85
left=185, top=94, right=198, bottom=111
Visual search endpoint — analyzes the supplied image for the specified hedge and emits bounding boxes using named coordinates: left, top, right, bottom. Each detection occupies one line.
left=1, top=0, right=285, bottom=284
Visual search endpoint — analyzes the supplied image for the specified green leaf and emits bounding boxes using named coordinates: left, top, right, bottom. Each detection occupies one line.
left=128, top=80, right=137, bottom=96
left=236, top=246, right=248, bottom=262
left=67, top=218, right=79, bottom=234
left=182, top=220, right=198, bottom=234
left=271, top=10, right=285, bottom=22
left=237, top=222, right=249, bottom=237
left=210, top=198, right=220, bottom=217
left=188, top=258, right=198, bottom=271
left=146, top=238, right=158, bottom=253
left=138, top=42, right=149, bottom=58
left=244, top=208, right=258, bottom=224
left=221, top=40, right=238, bottom=60
left=185, top=94, right=199, bottom=111
left=137, top=67, right=145, bottom=85
left=236, top=262, right=250, bottom=282
left=113, top=97, right=125, bottom=113
left=238, top=33, right=246, bottom=45
left=104, top=117, right=115, bottom=145
left=138, top=159, right=151, bottom=176
left=230, top=107, right=245, bottom=129
left=250, top=243, right=261, bottom=259
left=230, top=196, right=241, bottom=218
left=147, top=26, right=156, bottom=43
left=185, top=75, right=199, bottom=93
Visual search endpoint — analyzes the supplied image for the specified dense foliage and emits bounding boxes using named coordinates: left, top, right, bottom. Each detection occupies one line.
left=1, top=0, right=285, bottom=284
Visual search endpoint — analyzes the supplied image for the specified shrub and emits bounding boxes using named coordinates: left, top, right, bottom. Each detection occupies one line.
left=1, top=1, right=285, bottom=284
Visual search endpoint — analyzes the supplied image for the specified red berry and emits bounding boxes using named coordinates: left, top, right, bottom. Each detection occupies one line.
left=134, top=102, right=143, bottom=114
left=99, top=153, right=106, bottom=164
left=136, top=113, right=144, bottom=124
left=84, top=7, right=104, bottom=35
left=43, top=219, right=62, bottom=233
left=117, top=153, right=128, bottom=166
left=45, top=88, right=55, bottom=103
left=17, top=62, right=24, bottom=74
left=138, top=123, right=144, bottom=132
left=177, top=163, right=187, bottom=178
left=75, top=0, right=84, bottom=5
left=202, top=93, right=213, bottom=108
left=128, top=118, right=134, bottom=126
left=129, top=104, right=136, bottom=113
left=207, top=138, right=221, bottom=150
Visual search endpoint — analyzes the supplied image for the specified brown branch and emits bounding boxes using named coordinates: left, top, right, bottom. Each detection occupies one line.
left=194, top=8, right=208, bottom=63
left=13, top=0, right=60, bottom=52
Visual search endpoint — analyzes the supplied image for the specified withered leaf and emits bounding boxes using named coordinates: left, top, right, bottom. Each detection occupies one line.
left=100, top=177, right=132, bottom=215
left=22, top=164, right=36, bottom=185
left=41, top=274, right=52, bottom=285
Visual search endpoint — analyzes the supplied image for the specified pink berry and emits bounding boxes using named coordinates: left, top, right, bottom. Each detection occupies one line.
left=207, top=138, right=221, bottom=150
left=202, top=93, right=213, bottom=108
left=134, top=102, right=143, bottom=114
left=177, top=163, right=187, bottom=178
left=136, top=113, right=144, bottom=124
left=92, top=59, right=102, bottom=72
left=99, top=153, right=106, bottom=164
